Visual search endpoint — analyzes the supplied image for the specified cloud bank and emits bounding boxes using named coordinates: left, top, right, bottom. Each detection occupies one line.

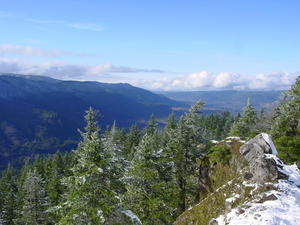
left=0, top=58, right=297, bottom=90
left=0, top=58, right=164, bottom=80
left=135, top=71, right=299, bottom=91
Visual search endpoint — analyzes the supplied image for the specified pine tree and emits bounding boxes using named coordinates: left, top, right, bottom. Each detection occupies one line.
left=122, top=132, right=177, bottom=224
left=15, top=169, right=48, bottom=225
left=33, top=156, right=45, bottom=177
left=43, top=152, right=65, bottom=223
left=55, top=108, right=120, bottom=225
left=124, top=123, right=141, bottom=160
left=230, top=98, right=257, bottom=138
left=166, top=101, right=205, bottom=213
left=0, top=164, right=17, bottom=225
left=102, top=123, right=127, bottom=195
left=162, top=113, right=177, bottom=146
left=143, top=114, right=158, bottom=136
left=14, top=159, right=31, bottom=222
left=84, top=107, right=100, bottom=139
left=271, top=76, right=300, bottom=164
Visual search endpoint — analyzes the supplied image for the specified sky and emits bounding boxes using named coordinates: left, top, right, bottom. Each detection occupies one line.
left=0, top=0, right=300, bottom=91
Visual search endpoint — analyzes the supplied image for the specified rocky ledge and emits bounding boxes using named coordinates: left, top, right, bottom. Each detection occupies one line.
left=239, top=133, right=288, bottom=183
left=175, top=133, right=300, bottom=225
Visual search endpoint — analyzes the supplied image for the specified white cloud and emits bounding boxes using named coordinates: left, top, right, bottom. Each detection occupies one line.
left=248, top=72, right=295, bottom=90
left=0, top=58, right=164, bottom=80
left=0, top=58, right=298, bottom=90
left=185, top=71, right=213, bottom=88
left=134, top=71, right=299, bottom=91
left=212, top=72, right=240, bottom=88
left=0, top=44, right=93, bottom=57
left=89, top=64, right=163, bottom=74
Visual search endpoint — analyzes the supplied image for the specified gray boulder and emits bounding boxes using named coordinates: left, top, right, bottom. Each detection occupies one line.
left=239, top=134, right=288, bottom=183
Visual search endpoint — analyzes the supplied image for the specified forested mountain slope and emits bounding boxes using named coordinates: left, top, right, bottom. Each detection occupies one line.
left=0, top=74, right=180, bottom=170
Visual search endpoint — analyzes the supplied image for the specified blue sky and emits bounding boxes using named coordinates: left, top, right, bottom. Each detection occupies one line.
left=0, top=0, right=299, bottom=90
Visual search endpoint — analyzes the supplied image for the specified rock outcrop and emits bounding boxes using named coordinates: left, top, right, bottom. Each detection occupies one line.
left=175, top=133, right=294, bottom=225
left=239, top=133, right=288, bottom=183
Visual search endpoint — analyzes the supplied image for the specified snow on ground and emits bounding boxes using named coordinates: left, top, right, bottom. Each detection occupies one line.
left=216, top=160, right=300, bottom=225
left=226, top=137, right=243, bottom=140
left=226, top=136, right=246, bottom=143
left=226, top=194, right=240, bottom=204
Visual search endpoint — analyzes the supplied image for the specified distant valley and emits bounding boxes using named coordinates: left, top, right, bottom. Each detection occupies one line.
left=160, top=90, right=283, bottom=114
left=0, top=74, right=180, bottom=169
left=0, top=74, right=283, bottom=169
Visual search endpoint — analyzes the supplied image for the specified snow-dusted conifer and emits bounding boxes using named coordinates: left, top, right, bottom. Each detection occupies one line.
left=0, top=165, right=17, bottom=225
left=123, top=131, right=177, bottom=224
left=230, top=98, right=257, bottom=138
left=55, top=108, right=119, bottom=224
left=166, top=101, right=205, bottom=212
left=271, top=76, right=300, bottom=164
left=15, top=169, right=48, bottom=225
left=124, top=123, right=141, bottom=160
left=143, top=114, right=158, bottom=135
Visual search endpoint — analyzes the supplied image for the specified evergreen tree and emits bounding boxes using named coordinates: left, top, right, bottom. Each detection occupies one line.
left=15, top=169, right=48, bottom=225
left=123, top=132, right=177, bottom=224
left=55, top=108, right=120, bottom=224
left=254, top=107, right=273, bottom=133
left=124, top=123, right=141, bottom=160
left=230, top=98, right=257, bottom=138
left=102, top=123, right=127, bottom=195
left=0, top=165, right=17, bottom=225
left=14, top=159, right=31, bottom=222
left=143, top=114, right=158, bottom=135
left=83, top=107, right=100, bottom=139
left=44, top=152, right=65, bottom=223
left=220, top=112, right=234, bottom=139
left=166, top=101, right=205, bottom=213
left=271, top=76, right=300, bottom=164
left=33, top=156, right=45, bottom=177
left=162, top=113, right=177, bottom=146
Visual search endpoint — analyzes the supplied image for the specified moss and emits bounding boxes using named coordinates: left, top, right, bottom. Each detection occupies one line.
left=174, top=176, right=244, bottom=225
left=208, top=144, right=231, bottom=165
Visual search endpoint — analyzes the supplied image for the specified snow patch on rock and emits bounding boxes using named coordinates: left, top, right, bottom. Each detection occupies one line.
left=261, top=133, right=278, bottom=155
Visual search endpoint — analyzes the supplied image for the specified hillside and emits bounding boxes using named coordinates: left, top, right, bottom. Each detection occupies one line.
left=0, top=74, right=180, bottom=169
left=175, top=134, right=300, bottom=225
left=160, top=90, right=283, bottom=113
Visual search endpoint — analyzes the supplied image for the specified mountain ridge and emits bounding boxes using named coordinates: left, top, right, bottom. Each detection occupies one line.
left=0, top=74, right=180, bottom=170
